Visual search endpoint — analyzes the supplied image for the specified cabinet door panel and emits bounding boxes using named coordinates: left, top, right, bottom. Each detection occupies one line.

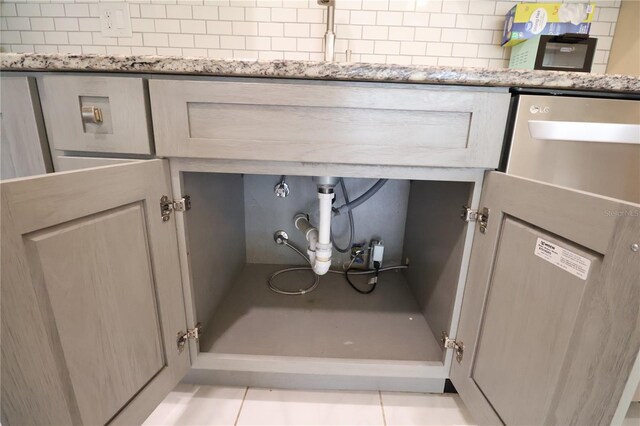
left=1, top=160, right=188, bottom=425
left=0, top=76, right=53, bottom=179
left=452, top=172, right=640, bottom=425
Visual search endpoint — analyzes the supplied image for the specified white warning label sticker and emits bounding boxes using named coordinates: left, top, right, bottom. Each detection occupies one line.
left=534, top=237, right=591, bottom=281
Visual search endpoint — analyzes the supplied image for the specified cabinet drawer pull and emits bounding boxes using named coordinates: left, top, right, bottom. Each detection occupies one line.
left=81, top=106, right=103, bottom=124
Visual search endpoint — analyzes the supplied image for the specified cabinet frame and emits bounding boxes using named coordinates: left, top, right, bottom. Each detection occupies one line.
left=168, top=157, right=486, bottom=390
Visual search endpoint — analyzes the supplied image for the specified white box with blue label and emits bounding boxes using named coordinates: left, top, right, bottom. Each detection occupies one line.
left=502, top=3, right=595, bottom=47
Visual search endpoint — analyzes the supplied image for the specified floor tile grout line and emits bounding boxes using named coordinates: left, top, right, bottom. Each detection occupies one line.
left=234, top=386, right=250, bottom=426
left=379, top=390, right=387, bottom=426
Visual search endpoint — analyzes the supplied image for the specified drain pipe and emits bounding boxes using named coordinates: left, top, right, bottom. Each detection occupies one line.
left=318, top=0, right=336, bottom=62
left=294, top=176, right=338, bottom=275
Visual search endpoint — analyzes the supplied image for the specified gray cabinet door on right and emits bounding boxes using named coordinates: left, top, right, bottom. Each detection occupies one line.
left=452, top=171, right=640, bottom=425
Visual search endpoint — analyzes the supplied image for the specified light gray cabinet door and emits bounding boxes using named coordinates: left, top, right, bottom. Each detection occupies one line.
left=1, top=160, right=189, bottom=425
left=0, top=76, right=53, bottom=179
left=451, top=171, right=640, bottom=425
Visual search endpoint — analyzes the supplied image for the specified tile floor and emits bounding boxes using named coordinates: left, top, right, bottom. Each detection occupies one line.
left=144, top=384, right=640, bottom=426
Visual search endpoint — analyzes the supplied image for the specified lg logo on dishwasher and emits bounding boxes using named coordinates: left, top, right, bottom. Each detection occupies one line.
left=530, top=105, right=551, bottom=114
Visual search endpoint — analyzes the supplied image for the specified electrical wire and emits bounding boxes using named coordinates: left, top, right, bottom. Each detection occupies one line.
left=268, top=239, right=408, bottom=296
left=331, top=178, right=354, bottom=253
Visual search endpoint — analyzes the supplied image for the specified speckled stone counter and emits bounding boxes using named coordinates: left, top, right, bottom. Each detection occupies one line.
left=2, top=52, right=639, bottom=93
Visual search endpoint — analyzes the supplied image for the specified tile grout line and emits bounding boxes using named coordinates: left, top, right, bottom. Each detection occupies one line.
left=379, top=390, right=387, bottom=426
left=234, top=386, right=249, bottom=426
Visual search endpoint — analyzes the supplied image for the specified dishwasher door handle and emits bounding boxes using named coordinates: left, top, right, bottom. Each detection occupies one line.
left=528, top=120, right=640, bottom=144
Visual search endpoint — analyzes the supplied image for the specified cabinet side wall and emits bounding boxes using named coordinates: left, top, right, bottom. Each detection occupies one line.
left=402, top=181, right=472, bottom=349
left=184, top=172, right=246, bottom=351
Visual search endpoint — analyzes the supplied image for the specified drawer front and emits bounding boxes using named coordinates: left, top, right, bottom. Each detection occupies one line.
left=55, top=155, right=141, bottom=172
left=150, top=80, right=509, bottom=168
left=39, top=76, right=153, bottom=155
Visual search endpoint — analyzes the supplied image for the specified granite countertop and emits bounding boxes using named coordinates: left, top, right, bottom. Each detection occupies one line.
left=2, top=52, right=639, bottom=93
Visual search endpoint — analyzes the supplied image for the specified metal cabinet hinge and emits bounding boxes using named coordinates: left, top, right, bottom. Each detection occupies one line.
left=461, top=206, right=490, bottom=234
left=161, top=195, right=191, bottom=222
left=441, top=331, right=464, bottom=363
left=177, top=322, right=202, bottom=353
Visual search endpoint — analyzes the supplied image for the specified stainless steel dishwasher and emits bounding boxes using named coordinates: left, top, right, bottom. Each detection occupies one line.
left=501, top=90, right=640, bottom=203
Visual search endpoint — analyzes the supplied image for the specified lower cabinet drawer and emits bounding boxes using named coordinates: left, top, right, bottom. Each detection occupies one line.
left=149, top=79, right=510, bottom=168
left=39, top=75, right=154, bottom=155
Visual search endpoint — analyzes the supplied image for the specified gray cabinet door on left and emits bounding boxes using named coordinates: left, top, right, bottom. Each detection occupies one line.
left=1, top=160, right=189, bottom=425
left=0, top=76, right=53, bottom=179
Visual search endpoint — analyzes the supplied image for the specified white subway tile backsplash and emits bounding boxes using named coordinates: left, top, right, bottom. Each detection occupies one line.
left=31, top=18, right=55, bottom=31
left=219, top=6, right=244, bottom=20
left=389, top=1, right=416, bottom=12
left=1, top=4, right=17, bottom=18
left=44, top=31, right=69, bottom=45
left=181, top=20, right=207, bottom=34
left=271, top=36, right=295, bottom=50
left=1, top=0, right=619, bottom=72
left=598, top=7, right=619, bottom=22
left=6, top=18, right=31, bottom=31
left=438, top=56, right=463, bottom=66
left=155, top=19, right=181, bottom=33
left=220, top=34, right=245, bottom=49
left=233, top=21, right=258, bottom=35
left=297, top=8, right=323, bottom=23
left=195, top=34, right=221, bottom=48
left=415, top=0, right=442, bottom=13
left=20, top=31, right=45, bottom=45
left=427, top=41, right=452, bottom=56
left=167, top=5, right=192, bottom=19
left=377, top=11, right=403, bottom=26
left=271, top=8, right=297, bottom=22
left=362, top=25, right=389, bottom=40
left=337, top=24, right=362, bottom=39
left=455, top=14, right=482, bottom=29
left=468, top=1, right=496, bottom=15
left=39, top=4, right=66, bottom=18
left=374, top=40, right=400, bottom=54
left=1, top=31, right=21, bottom=44
left=400, top=40, right=426, bottom=55
left=132, top=18, right=155, bottom=33
left=63, top=4, right=90, bottom=18
left=140, top=4, right=166, bottom=19
left=350, top=10, right=377, bottom=25
left=67, top=31, right=92, bottom=45
left=82, top=46, right=107, bottom=55
left=349, top=38, right=374, bottom=53
left=452, top=42, right=477, bottom=57
left=258, top=22, right=284, bottom=36
left=403, top=12, right=429, bottom=26
left=477, top=44, right=503, bottom=58
left=441, top=28, right=467, bottom=42
left=296, top=37, right=322, bottom=52
left=16, top=4, right=41, bottom=18
left=118, top=33, right=144, bottom=47
left=415, top=26, right=440, bottom=41
left=389, top=26, right=414, bottom=40
left=284, top=23, right=309, bottom=37
left=193, top=6, right=219, bottom=20
left=207, top=20, right=233, bottom=34
left=54, top=18, right=79, bottom=31
left=169, top=33, right=194, bottom=47
left=442, top=1, right=469, bottom=14
left=143, top=32, right=170, bottom=47
left=429, top=13, right=456, bottom=28
left=182, top=48, right=208, bottom=57
left=245, top=7, right=271, bottom=22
